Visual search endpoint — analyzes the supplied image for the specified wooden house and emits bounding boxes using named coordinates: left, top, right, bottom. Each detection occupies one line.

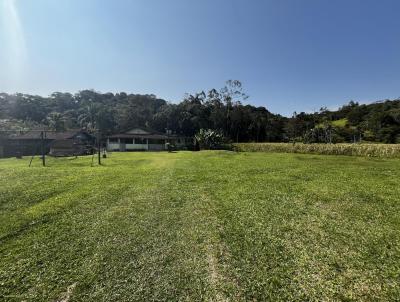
left=107, top=128, right=192, bottom=151
left=1, top=130, right=95, bottom=157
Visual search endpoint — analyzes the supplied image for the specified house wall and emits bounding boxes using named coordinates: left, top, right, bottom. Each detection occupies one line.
left=125, top=143, right=148, bottom=151
left=106, top=131, right=194, bottom=152
left=3, top=139, right=52, bottom=157
left=107, top=142, right=121, bottom=151
left=0, top=132, right=94, bottom=158
left=107, top=140, right=149, bottom=151
left=107, top=138, right=167, bottom=151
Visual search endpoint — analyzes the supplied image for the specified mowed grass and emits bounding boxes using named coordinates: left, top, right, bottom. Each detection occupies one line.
left=0, top=152, right=399, bottom=301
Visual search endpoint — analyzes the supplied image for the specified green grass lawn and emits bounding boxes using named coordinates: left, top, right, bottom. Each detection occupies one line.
left=1, top=151, right=399, bottom=301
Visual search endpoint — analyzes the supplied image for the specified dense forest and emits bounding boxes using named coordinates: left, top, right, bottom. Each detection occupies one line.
left=1, top=81, right=399, bottom=143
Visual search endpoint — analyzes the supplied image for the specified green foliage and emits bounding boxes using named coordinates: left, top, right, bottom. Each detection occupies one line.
left=331, top=118, right=348, bottom=127
left=0, top=87, right=399, bottom=144
left=46, top=112, right=66, bottom=131
left=0, top=119, right=43, bottom=138
left=0, top=152, right=399, bottom=300
left=288, top=100, right=400, bottom=144
left=195, top=129, right=225, bottom=149
left=0, top=83, right=286, bottom=142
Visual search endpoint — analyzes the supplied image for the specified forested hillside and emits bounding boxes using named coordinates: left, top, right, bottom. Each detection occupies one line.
left=1, top=81, right=399, bottom=143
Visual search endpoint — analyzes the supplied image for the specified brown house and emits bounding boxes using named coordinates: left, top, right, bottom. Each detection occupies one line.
left=1, top=130, right=95, bottom=158
left=49, top=138, right=94, bottom=157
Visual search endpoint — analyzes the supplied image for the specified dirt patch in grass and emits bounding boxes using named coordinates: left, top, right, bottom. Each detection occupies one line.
left=56, top=283, right=77, bottom=302
left=207, top=243, right=228, bottom=302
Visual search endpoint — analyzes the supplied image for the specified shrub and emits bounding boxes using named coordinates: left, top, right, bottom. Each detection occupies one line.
left=195, top=129, right=226, bottom=150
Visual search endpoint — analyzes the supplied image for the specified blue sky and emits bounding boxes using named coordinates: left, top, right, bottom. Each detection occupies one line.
left=1, top=0, right=400, bottom=116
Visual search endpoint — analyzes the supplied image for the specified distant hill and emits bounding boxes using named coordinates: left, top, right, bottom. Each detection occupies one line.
left=1, top=88, right=399, bottom=143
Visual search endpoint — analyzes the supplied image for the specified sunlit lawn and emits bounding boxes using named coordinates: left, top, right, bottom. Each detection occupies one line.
left=1, top=151, right=399, bottom=301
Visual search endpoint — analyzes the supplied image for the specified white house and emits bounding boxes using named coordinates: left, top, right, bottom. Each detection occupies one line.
left=106, top=128, right=191, bottom=151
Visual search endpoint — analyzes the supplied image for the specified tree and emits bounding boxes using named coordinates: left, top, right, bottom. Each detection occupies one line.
left=0, top=88, right=399, bottom=144
left=46, top=112, right=65, bottom=131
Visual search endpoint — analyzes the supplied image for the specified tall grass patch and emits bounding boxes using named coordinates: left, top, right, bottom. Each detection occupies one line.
left=234, top=143, right=400, bottom=157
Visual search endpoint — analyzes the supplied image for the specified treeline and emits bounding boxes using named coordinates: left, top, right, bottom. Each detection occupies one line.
left=0, top=80, right=399, bottom=143
left=287, top=100, right=400, bottom=144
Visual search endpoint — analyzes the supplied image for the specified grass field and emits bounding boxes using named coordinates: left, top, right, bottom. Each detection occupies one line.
left=1, top=152, right=400, bottom=301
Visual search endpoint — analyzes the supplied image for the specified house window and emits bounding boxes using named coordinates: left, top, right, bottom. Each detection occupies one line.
left=135, top=138, right=146, bottom=144
left=109, top=138, right=119, bottom=143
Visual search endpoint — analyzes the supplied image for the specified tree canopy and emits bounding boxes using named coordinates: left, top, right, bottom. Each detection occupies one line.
left=0, top=82, right=399, bottom=143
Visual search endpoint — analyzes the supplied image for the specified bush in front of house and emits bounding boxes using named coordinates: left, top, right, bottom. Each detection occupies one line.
left=195, top=129, right=227, bottom=150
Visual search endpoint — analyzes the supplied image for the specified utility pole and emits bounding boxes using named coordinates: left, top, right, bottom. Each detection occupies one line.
left=97, top=131, right=101, bottom=165
left=41, top=130, right=46, bottom=166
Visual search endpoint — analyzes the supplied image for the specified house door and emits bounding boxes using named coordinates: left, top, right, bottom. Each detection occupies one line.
left=120, top=143, right=126, bottom=151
